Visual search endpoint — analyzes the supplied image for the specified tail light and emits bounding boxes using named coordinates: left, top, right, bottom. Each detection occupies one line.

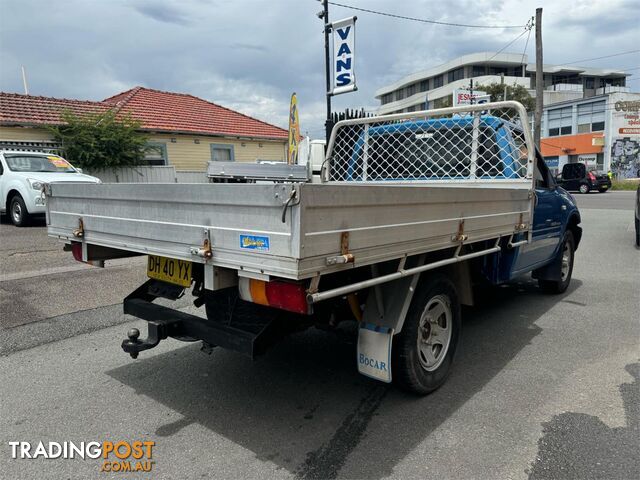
left=239, top=278, right=310, bottom=314
left=588, top=171, right=596, bottom=182
left=71, top=242, right=83, bottom=262
left=69, top=242, right=103, bottom=267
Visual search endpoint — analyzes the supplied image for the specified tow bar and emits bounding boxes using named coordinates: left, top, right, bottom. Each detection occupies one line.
left=120, top=280, right=280, bottom=359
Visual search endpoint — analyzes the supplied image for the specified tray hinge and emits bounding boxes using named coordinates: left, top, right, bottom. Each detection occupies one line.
left=72, top=218, right=84, bottom=238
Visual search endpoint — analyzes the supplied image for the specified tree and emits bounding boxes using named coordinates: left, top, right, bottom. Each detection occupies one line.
left=48, top=109, right=149, bottom=169
left=476, top=82, right=535, bottom=113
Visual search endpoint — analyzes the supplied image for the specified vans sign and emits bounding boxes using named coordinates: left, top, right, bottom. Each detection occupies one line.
left=331, top=16, right=357, bottom=96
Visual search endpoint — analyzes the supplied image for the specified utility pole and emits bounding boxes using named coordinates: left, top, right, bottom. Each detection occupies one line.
left=534, top=7, right=543, bottom=149
left=320, top=0, right=333, bottom=145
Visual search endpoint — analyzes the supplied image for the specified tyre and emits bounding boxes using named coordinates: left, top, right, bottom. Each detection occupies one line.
left=9, top=194, right=30, bottom=227
left=539, top=230, right=575, bottom=294
left=598, top=188, right=608, bottom=193
left=392, top=273, right=461, bottom=395
left=578, top=184, right=590, bottom=194
left=635, top=217, right=639, bottom=247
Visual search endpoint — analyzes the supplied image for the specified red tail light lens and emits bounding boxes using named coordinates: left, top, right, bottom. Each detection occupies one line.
left=71, top=242, right=83, bottom=262
left=240, top=278, right=310, bottom=314
left=588, top=172, right=596, bottom=181
left=265, top=281, right=309, bottom=314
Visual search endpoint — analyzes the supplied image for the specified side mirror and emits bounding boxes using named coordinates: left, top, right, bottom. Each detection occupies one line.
left=76, top=167, right=83, bottom=173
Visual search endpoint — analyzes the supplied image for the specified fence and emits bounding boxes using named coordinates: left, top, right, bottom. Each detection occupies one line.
left=86, top=166, right=177, bottom=183
left=175, top=171, right=210, bottom=183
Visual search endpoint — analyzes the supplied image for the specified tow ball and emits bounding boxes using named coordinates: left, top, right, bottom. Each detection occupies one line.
left=121, top=323, right=167, bottom=359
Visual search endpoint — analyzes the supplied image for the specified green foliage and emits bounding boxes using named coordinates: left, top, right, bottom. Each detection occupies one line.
left=476, top=82, right=535, bottom=112
left=611, top=179, right=640, bottom=190
left=48, top=109, right=149, bottom=169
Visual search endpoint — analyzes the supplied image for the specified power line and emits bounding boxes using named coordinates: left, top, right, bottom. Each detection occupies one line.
left=520, top=18, right=534, bottom=66
left=326, top=2, right=526, bottom=29
left=560, top=50, right=640, bottom=66
left=486, top=27, right=531, bottom=62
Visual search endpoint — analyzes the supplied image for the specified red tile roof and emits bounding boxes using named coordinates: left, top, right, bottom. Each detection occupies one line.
left=0, top=87, right=288, bottom=140
left=0, top=93, right=107, bottom=126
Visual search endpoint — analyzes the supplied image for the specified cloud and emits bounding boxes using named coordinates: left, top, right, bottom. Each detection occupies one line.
left=130, top=1, right=192, bottom=26
left=0, top=0, right=638, bottom=137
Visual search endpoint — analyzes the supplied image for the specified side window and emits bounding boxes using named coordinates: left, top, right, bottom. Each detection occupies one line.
left=211, top=144, right=235, bottom=162
left=0, top=161, right=4, bottom=175
left=562, top=164, right=576, bottom=180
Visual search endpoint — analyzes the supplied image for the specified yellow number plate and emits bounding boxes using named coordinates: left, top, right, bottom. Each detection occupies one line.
left=147, top=255, right=192, bottom=287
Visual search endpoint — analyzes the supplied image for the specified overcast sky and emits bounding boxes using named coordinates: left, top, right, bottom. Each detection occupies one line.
left=1, top=0, right=638, bottom=137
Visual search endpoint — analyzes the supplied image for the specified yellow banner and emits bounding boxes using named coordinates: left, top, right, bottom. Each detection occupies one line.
left=287, top=93, right=300, bottom=165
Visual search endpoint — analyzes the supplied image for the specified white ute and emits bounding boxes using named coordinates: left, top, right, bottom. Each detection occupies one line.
left=0, top=150, right=100, bottom=226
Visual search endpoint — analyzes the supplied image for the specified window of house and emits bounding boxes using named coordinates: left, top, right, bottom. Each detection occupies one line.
left=419, top=80, right=429, bottom=92
left=433, top=75, right=444, bottom=88
left=211, top=144, right=234, bottom=162
left=547, top=106, right=573, bottom=136
left=448, top=68, right=464, bottom=83
left=584, top=77, right=595, bottom=89
left=406, top=83, right=416, bottom=97
left=397, top=89, right=405, bottom=100
left=142, top=142, right=168, bottom=166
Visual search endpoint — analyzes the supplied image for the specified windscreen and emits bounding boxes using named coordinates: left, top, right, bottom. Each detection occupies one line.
left=5, top=154, right=75, bottom=173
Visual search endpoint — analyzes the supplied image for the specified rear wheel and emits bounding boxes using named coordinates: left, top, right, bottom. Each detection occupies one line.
left=392, top=273, right=461, bottom=395
left=539, top=230, right=575, bottom=294
left=598, top=187, right=608, bottom=193
left=579, top=184, right=590, bottom=194
left=635, top=217, right=639, bottom=247
left=10, top=194, right=30, bottom=227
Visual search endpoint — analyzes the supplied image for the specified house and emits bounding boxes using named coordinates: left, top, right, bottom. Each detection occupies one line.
left=0, top=87, right=288, bottom=170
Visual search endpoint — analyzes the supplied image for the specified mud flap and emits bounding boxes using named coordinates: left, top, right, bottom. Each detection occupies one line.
left=357, top=323, right=393, bottom=383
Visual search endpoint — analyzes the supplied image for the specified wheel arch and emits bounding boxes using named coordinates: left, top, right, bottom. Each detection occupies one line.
left=566, top=213, right=582, bottom=250
left=6, top=188, right=27, bottom=212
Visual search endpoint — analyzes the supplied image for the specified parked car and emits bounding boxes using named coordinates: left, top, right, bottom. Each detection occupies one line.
left=555, top=163, right=611, bottom=194
left=636, top=185, right=640, bottom=247
left=0, top=151, right=101, bottom=226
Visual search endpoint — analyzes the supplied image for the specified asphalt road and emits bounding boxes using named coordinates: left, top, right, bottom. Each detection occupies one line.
left=1, top=191, right=638, bottom=479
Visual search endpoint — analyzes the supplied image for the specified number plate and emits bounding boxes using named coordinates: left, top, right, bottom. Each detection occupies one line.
left=147, top=255, right=192, bottom=287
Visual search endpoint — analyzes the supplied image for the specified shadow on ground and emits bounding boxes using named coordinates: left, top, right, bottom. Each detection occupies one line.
left=0, top=213, right=46, bottom=227
left=108, top=277, right=582, bottom=479
left=527, top=362, right=639, bottom=480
